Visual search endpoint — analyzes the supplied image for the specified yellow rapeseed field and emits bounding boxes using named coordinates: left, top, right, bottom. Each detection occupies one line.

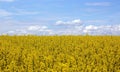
left=0, top=35, right=120, bottom=72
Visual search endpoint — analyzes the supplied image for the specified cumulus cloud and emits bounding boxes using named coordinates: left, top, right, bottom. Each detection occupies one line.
left=83, top=25, right=120, bottom=35
left=85, top=2, right=111, bottom=6
left=27, top=25, right=47, bottom=31
left=3, top=24, right=120, bottom=35
left=6, top=29, right=27, bottom=35
left=52, top=24, right=120, bottom=35
left=5, top=25, right=53, bottom=35
left=56, top=19, right=83, bottom=25
left=7, top=31, right=15, bottom=34
left=1, top=18, right=120, bottom=36
left=83, top=25, right=98, bottom=33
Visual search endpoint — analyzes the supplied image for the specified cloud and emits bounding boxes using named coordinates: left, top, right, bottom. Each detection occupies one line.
left=55, top=19, right=83, bottom=25
left=83, top=25, right=98, bottom=33
left=7, top=31, right=15, bottom=34
left=0, top=9, right=12, bottom=17
left=85, top=2, right=111, bottom=6
left=52, top=24, right=120, bottom=35
left=1, top=18, right=120, bottom=35
left=27, top=25, right=47, bottom=31
left=0, top=0, right=15, bottom=2
left=2, top=24, right=120, bottom=35
left=83, top=25, right=120, bottom=35
left=5, top=25, right=53, bottom=35
left=0, top=9, right=39, bottom=18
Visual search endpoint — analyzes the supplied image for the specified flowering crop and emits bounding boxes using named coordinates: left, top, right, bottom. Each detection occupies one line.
left=0, top=35, right=120, bottom=72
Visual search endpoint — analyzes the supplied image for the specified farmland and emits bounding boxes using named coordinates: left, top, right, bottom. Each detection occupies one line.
left=0, top=35, right=120, bottom=72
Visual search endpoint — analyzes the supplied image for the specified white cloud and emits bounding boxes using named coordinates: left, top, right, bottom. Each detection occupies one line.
left=0, top=0, right=15, bottom=2
left=56, top=19, right=83, bottom=25
left=27, top=25, right=47, bottom=31
left=7, top=31, right=15, bottom=34
left=83, top=25, right=120, bottom=35
left=5, top=25, right=53, bottom=35
left=0, top=9, right=12, bottom=17
left=6, top=29, right=28, bottom=35
left=0, top=9, right=39, bottom=18
left=53, top=24, right=120, bottom=35
left=85, top=2, right=111, bottom=6
left=83, top=25, right=98, bottom=33
left=3, top=24, right=120, bottom=35
left=1, top=18, right=120, bottom=35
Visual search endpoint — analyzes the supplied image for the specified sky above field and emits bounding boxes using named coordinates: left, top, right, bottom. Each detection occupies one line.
left=0, top=0, right=120, bottom=35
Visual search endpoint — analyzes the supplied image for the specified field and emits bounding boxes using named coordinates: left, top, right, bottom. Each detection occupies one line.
left=0, top=35, right=120, bottom=72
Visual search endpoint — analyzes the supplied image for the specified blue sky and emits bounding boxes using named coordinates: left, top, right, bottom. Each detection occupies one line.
left=0, top=0, right=120, bottom=35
